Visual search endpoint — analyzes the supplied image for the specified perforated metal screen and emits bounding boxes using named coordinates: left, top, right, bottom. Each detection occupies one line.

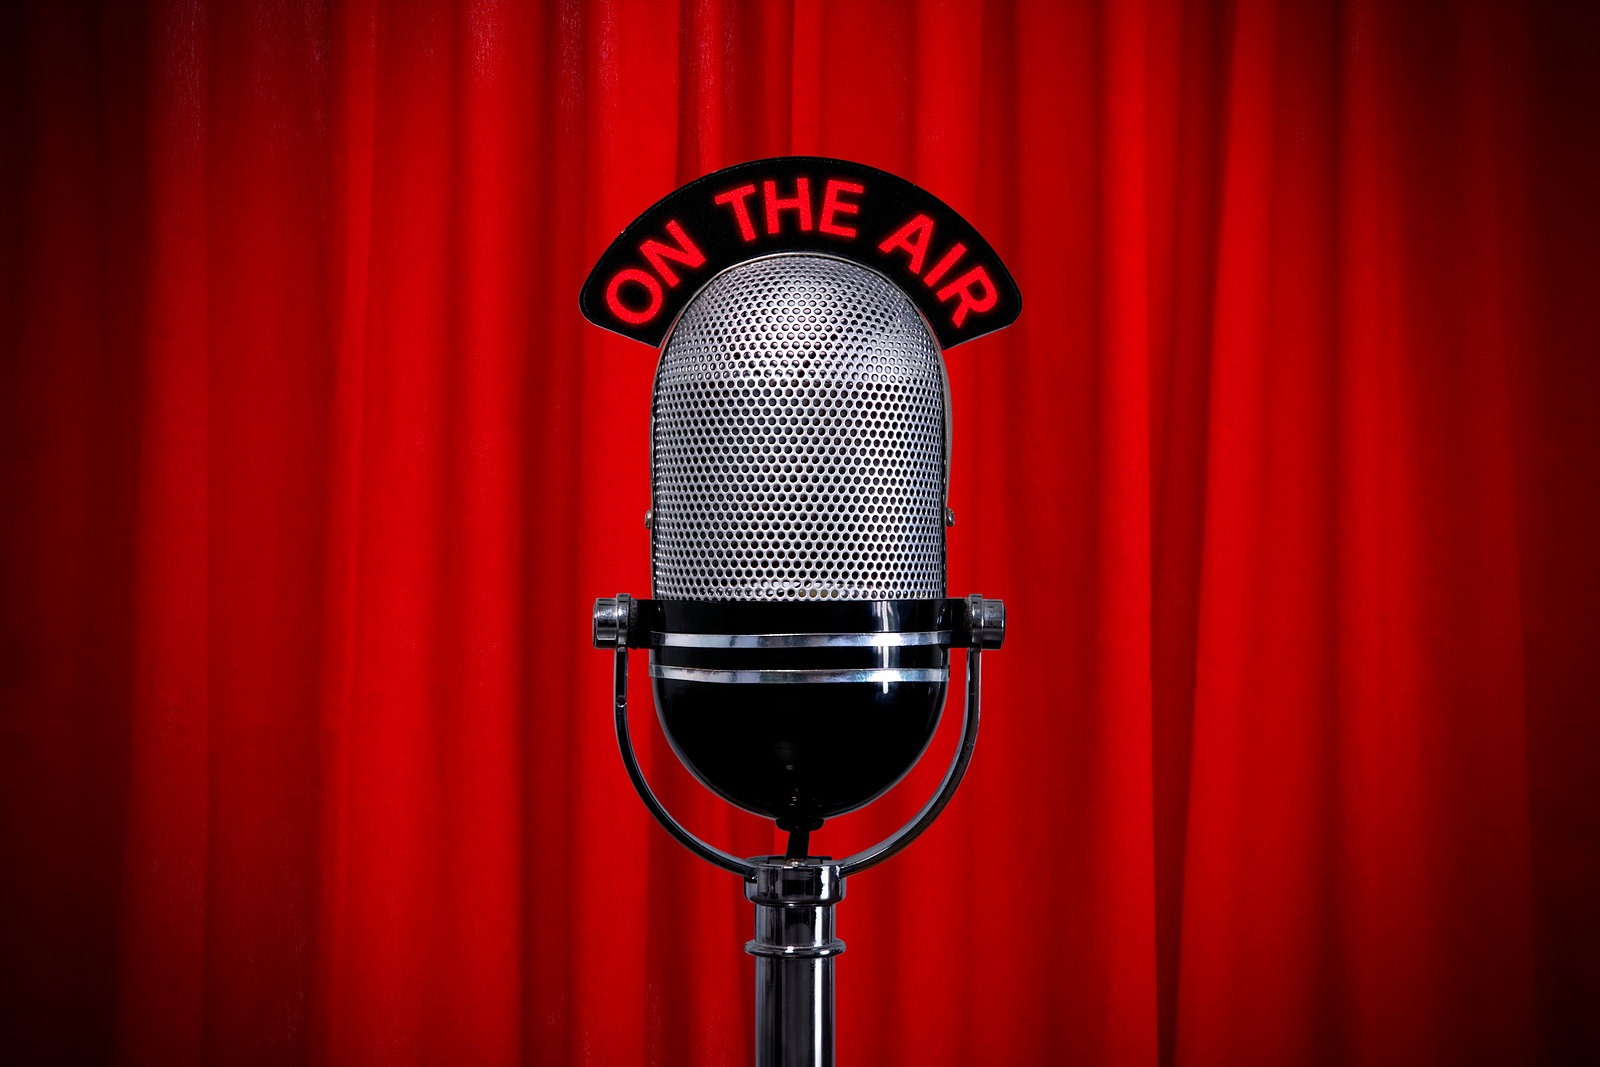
left=650, top=255, right=948, bottom=601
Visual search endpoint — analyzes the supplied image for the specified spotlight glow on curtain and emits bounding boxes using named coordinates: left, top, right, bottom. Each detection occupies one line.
left=1, top=1, right=1596, bottom=1064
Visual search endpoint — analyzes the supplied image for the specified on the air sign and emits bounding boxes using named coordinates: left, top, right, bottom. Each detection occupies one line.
left=580, top=156, right=1021, bottom=350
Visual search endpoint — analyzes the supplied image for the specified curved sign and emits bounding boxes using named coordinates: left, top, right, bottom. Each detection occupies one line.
left=580, top=156, right=1021, bottom=350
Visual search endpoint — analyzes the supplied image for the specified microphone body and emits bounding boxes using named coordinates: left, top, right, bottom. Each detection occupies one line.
left=645, top=254, right=954, bottom=825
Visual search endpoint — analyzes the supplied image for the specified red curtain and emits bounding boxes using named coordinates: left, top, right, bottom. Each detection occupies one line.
left=3, top=1, right=1596, bottom=1063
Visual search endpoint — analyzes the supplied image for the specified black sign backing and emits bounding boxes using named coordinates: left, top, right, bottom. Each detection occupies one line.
left=579, top=156, right=1021, bottom=350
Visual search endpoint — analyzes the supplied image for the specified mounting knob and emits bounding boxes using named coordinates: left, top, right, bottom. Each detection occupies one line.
left=592, top=594, right=635, bottom=649
left=964, top=595, right=1005, bottom=650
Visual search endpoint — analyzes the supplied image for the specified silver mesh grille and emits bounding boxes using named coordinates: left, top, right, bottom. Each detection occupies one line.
left=651, top=255, right=947, bottom=601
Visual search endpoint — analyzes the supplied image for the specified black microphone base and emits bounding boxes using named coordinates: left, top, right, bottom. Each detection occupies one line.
left=658, top=677, right=945, bottom=821
left=647, top=599, right=956, bottom=821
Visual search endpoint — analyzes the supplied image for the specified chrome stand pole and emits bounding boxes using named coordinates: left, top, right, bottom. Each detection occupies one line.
left=744, top=862, right=846, bottom=1067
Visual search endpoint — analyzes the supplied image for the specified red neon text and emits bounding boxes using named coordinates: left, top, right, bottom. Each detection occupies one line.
left=606, top=268, right=664, bottom=324
left=877, top=214, right=934, bottom=275
left=714, top=185, right=759, bottom=242
left=764, top=178, right=813, bottom=234
left=921, top=243, right=966, bottom=288
left=936, top=266, right=997, bottom=326
left=639, top=220, right=705, bottom=287
left=819, top=180, right=864, bottom=238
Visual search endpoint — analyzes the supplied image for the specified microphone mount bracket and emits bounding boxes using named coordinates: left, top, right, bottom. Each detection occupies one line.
left=592, top=594, right=1002, bottom=878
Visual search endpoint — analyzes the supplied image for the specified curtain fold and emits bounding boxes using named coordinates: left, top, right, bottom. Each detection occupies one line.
left=1, top=1, right=1595, bottom=1064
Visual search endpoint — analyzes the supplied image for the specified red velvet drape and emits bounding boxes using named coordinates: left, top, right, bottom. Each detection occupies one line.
left=3, top=1, right=1596, bottom=1064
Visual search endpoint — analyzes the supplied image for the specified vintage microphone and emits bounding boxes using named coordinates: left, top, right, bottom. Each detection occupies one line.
left=582, top=157, right=1020, bottom=1067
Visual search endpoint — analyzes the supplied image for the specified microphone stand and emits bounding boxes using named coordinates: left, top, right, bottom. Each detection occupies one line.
left=601, top=595, right=998, bottom=1067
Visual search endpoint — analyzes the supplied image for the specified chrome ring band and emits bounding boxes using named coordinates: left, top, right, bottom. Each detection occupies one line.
left=648, top=664, right=949, bottom=685
left=652, top=630, right=951, bottom=649
left=744, top=939, right=848, bottom=959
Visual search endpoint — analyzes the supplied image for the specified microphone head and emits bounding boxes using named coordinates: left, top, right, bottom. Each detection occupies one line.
left=647, top=255, right=955, bottom=823
left=650, top=253, right=949, bottom=602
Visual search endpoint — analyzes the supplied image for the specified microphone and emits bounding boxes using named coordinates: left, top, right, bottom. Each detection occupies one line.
left=583, top=157, right=1018, bottom=1067
left=646, top=252, right=956, bottom=851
